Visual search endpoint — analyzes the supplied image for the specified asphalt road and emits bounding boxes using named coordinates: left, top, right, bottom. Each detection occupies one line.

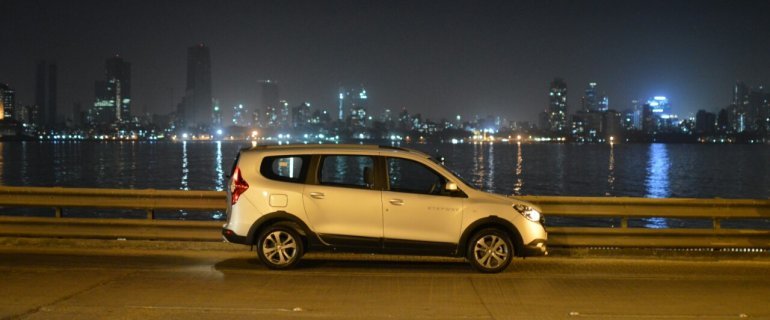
left=1, top=243, right=769, bottom=320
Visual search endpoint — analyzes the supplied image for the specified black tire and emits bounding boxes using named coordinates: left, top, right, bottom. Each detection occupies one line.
left=466, top=228, right=514, bottom=273
left=256, top=223, right=304, bottom=270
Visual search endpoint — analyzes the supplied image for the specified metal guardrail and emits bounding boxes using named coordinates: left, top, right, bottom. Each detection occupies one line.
left=0, top=216, right=223, bottom=241
left=517, top=195, right=770, bottom=249
left=0, top=186, right=224, bottom=219
left=1, top=186, right=769, bottom=248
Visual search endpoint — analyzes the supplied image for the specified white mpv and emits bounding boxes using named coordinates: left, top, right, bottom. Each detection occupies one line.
left=223, top=144, right=547, bottom=273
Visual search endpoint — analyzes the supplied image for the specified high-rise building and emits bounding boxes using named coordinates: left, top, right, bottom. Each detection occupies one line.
left=35, top=60, right=58, bottom=128
left=729, top=81, right=750, bottom=133
left=717, top=108, right=730, bottom=134
left=338, top=86, right=367, bottom=122
left=545, top=78, right=568, bottom=134
left=91, top=55, right=131, bottom=126
left=181, top=43, right=212, bottom=129
left=695, top=110, right=716, bottom=135
left=105, top=55, right=131, bottom=122
left=291, top=102, right=312, bottom=129
left=278, top=100, right=290, bottom=129
left=232, top=104, right=248, bottom=127
left=641, top=96, right=680, bottom=133
left=747, top=86, right=766, bottom=132
left=259, top=80, right=280, bottom=127
left=581, top=82, right=609, bottom=113
left=762, top=91, right=770, bottom=132
left=733, top=81, right=750, bottom=108
left=0, top=83, right=15, bottom=120
left=581, top=82, right=598, bottom=112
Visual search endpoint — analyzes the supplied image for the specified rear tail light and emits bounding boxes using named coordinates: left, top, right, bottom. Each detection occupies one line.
left=230, top=166, right=249, bottom=205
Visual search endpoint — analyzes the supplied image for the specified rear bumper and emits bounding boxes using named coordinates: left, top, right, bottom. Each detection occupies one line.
left=222, top=228, right=249, bottom=245
left=521, top=239, right=548, bottom=256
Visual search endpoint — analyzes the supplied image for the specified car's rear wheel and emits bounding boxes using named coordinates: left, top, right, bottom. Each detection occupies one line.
left=257, top=224, right=304, bottom=269
left=467, top=228, right=514, bottom=273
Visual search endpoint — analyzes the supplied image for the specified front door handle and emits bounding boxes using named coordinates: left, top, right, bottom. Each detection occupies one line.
left=389, top=199, right=404, bottom=206
left=309, top=192, right=325, bottom=199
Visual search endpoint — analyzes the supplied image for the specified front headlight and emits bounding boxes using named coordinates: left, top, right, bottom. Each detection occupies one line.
left=513, top=204, right=541, bottom=222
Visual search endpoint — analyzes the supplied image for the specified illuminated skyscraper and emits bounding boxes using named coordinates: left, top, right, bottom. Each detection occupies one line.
left=581, top=82, right=598, bottom=112
left=90, top=56, right=131, bottom=127
left=182, top=43, right=212, bottom=128
left=232, top=104, right=248, bottom=126
left=0, top=83, right=15, bottom=120
left=338, top=86, right=368, bottom=122
left=546, top=78, right=568, bottom=134
left=105, top=55, right=131, bottom=123
left=291, top=102, right=311, bottom=129
left=581, top=82, right=609, bottom=112
left=642, top=96, right=680, bottom=133
left=259, top=80, right=280, bottom=127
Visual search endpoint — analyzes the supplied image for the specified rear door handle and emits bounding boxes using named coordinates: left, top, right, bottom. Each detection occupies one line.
left=309, top=192, right=325, bottom=199
left=389, top=199, right=404, bottom=206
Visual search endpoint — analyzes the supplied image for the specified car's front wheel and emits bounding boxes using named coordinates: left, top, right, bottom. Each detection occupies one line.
left=256, top=224, right=304, bottom=269
left=467, top=228, right=514, bottom=273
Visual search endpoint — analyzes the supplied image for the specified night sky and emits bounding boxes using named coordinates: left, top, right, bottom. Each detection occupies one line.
left=2, top=0, right=769, bottom=123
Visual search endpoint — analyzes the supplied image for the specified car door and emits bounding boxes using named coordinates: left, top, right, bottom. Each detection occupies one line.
left=382, top=157, right=464, bottom=253
left=303, top=154, right=383, bottom=249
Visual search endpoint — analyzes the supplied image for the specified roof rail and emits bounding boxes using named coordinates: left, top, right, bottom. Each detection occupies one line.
left=244, top=143, right=428, bottom=157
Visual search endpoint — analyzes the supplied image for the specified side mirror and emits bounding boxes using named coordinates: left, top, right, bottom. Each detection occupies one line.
left=445, top=182, right=458, bottom=191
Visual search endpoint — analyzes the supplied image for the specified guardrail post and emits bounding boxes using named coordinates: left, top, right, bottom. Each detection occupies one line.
left=620, top=216, right=628, bottom=229
left=55, top=207, right=62, bottom=218
left=146, top=209, right=155, bottom=220
left=713, top=218, right=721, bottom=230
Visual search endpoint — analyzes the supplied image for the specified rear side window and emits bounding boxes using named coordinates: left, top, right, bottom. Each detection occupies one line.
left=260, top=155, right=310, bottom=183
left=319, top=155, right=375, bottom=189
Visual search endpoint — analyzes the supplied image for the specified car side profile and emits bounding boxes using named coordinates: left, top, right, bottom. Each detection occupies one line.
left=222, top=144, right=547, bottom=273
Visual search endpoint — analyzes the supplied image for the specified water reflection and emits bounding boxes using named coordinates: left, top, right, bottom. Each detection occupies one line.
left=129, top=142, right=137, bottom=189
left=97, top=143, right=107, bottom=186
left=644, top=143, right=670, bottom=228
left=513, top=142, right=524, bottom=195
left=645, top=143, right=670, bottom=198
left=180, top=141, right=189, bottom=191
left=214, top=141, right=224, bottom=191
left=53, top=142, right=65, bottom=183
left=472, top=143, right=485, bottom=189
left=20, top=142, right=29, bottom=185
left=606, top=144, right=615, bottom=196
left=487, top=143, right=494, bottom=191
left=554, top=144, right=565, bottom=192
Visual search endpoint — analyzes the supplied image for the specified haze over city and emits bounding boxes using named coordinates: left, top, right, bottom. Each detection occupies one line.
left=2, top=0, right=769, bottom=123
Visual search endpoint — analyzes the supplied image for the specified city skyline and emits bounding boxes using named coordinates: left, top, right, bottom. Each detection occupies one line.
left=2, top=0, right=770, bottom=123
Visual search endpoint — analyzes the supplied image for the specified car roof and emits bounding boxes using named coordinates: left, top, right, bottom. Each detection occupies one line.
left=244, top=144, right=431, bottom=158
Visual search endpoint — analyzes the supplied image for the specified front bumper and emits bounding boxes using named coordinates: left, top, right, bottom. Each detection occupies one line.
left=521, top=239, right=548, bottom=256
left=222, top=228, right=249, bottom=245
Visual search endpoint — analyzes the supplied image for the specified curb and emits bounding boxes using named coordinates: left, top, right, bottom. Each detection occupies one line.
left=2, top=237, right=770, bottom=262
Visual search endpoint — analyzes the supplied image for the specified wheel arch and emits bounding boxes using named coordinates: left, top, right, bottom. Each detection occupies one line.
left=458, top=216, right=524, bottom=257
left=247, top=211, right=320, bottom=248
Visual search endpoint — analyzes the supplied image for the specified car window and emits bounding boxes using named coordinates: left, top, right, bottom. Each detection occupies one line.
left=319, top=155, right=375, bottom=189
left=260, top=155, right=309, bottom=183
left=387, top=157, right=448, bottom=195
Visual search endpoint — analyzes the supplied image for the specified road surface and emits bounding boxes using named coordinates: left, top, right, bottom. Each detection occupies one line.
left=1, top=242, right=769, bottom=319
